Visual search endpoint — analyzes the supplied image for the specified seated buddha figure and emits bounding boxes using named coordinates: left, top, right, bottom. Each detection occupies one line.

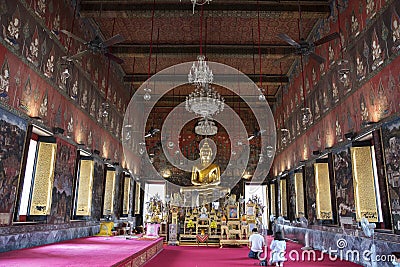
left=191, top=140, right=220, bottom=186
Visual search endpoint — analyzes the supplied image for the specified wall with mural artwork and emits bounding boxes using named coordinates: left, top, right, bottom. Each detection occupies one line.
left=0, top=107, right=27, bottom=226
left=48, top=138, right=76, bottom=224
left=382, top=118, right=400, bottom=233
left=333, top=147, right=355, bottom=221
left=274, top=0, right=400, bottom=174
left=0, top=0, right=128, bottom=162
left=0, top=0, right=135, bottom=252
left=272, top=0, right=400, bottom=242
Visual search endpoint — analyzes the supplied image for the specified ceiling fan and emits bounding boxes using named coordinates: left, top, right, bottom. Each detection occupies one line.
left=277, top=32, right=340, bottom=64
left=60, top=30, right=125, bottom=64
left=247, top=129, right=266, bottom=141
left=145, top=127, right=160, bottom=138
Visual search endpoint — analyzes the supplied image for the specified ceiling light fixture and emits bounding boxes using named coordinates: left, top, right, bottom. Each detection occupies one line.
left=336, top=2, right=350, bottom=85
left=185, top=5, right=224, bottom=119
left=188, top=55, right=213, bottom=87
left=185, top=84, right=225, bottom=118
left=195, top=117, right=218, bottom=135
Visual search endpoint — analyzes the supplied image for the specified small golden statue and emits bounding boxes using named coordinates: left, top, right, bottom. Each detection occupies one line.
left=191, top=140, right=221, bottom=186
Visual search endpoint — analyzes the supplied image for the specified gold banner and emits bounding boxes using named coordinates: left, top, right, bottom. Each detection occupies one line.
left=350, top=147, right=379, bottom=222
left=76, top=160, right=94, bottom=216
left=280, top=179, right=287, bottom=216
left=314, top=163, right=333, bottom=220
left=123, top=177, right=131, bottom=214
left=295, top=172, right=305, bottom=218
left=30, top=142, right=57, bottom=216
left=103, top=170, right=116, bottom=215
left=270, top=183, right=276, bottom=216
left=134, top=182, right=141, bottom=214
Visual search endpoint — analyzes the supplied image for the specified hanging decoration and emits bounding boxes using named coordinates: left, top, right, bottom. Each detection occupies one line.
left=256, top=0, right=266, bottom=102
left=102, top=18, right=118, bottom=119
left=280, top=62, right=289, bottom=145
left=185, top=5, right=224, bottom=129
left=297, top=2, right=311, bottom=128
left=143, top=0, right=156, bottom=101
left=336, top=1, right=350, bottom=84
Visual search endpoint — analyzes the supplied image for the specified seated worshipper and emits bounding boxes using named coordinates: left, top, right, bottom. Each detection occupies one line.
left=248, top=227, right=265, bottom=259
left=269, top=231, right=286, bottom=267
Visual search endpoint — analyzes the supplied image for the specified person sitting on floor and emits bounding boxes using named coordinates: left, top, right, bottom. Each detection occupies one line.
left=269, top=231, right=286, bottom=267
left=248, top=227, right=265, bottom=259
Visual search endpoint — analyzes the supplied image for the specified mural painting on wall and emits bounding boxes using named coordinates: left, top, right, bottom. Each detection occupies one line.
left=0, top=107, right=27, bottom=225
left=91, top=158, right=105, bottom=220
left=2, top=5, right=21, bottom=51
left=304, top=164, right=316, bottom=225
left=0, top=57, right=10, bottom=102
left=49, top=138, right=77, bottom=224
left=288, top=173, right=296, bottom=220
left=382, top=117, right=400, bottom=234
left=333, top=147, right=355, bottom=221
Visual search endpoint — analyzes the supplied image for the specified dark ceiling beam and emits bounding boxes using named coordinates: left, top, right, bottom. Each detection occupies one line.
left=79, top=1, right=330, bottom=19
left=112, top=43, right=294, bottom=58
left=124, top=73, right=288, bottom=85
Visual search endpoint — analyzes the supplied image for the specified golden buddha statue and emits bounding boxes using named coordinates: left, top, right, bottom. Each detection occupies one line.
left=191, top=140, right=220, bottom=186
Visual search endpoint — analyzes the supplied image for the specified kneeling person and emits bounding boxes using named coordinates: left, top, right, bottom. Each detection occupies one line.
left=248, top=228, right=265, bottom=259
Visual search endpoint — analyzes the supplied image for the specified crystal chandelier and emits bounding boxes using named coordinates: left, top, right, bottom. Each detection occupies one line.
left=195, top=118, right=218, bottom=135
left=188, top=55, right=213, bottom=87
left=185, top=84, right=224, bottom=118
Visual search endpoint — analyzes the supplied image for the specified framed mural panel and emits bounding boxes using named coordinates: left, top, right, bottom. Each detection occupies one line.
left=48, top=138, right=77, bottom=224
left=75, top=159, right=94, bottom=216
left=350, top=146, right=379, bottom=222
left=382, top=118, right=400, bottom=233
left=333, top=147, right=356, bottom=224
left=0, top=107, right=27, bottom=225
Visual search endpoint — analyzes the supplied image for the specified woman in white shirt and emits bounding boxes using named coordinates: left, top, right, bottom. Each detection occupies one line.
left=270, top=231, right=286, bottom=267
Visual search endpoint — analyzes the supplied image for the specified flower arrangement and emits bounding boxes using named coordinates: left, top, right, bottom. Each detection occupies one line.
left=210, top=220, right=217, bottom=229
left=187, top=219, right=194, bottom=228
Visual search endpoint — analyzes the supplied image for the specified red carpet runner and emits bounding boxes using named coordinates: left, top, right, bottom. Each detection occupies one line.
left=0, top=236, right=163, bottom=267
left=145, top=237, right=362, bottom=267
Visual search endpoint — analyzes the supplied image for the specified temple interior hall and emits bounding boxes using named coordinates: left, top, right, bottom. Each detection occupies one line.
left=0, top=0, right=399, bottom=266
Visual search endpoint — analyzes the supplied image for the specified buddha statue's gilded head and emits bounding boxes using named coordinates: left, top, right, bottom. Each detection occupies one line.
left=200, top=140, right=213, bottom=164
